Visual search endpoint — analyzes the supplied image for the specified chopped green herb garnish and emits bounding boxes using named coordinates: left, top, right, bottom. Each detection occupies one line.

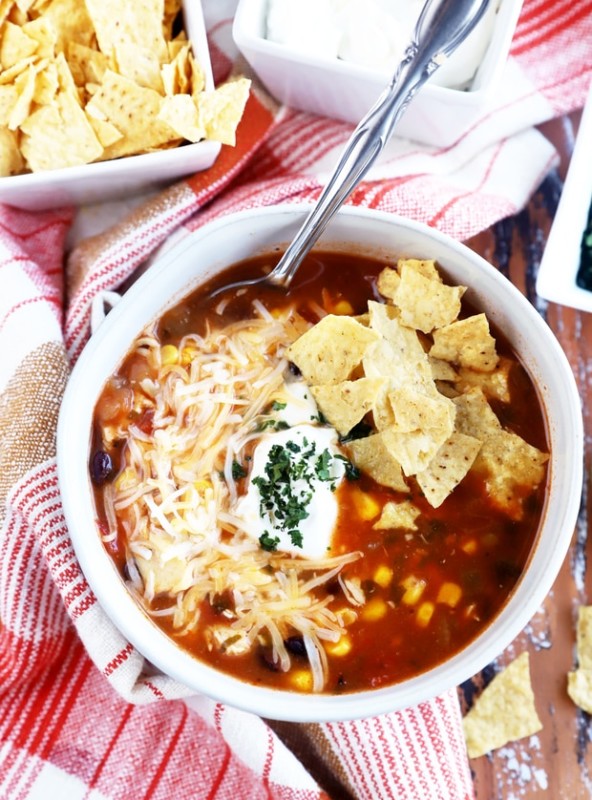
left=271, top=400, right=287, bottom=411
left=259, top=531, right=280, bottom=551
left=232, top=460, right=247, bottom=479
left=256, top=418, right=290, bottom=432
left=253, top=437, right=343, bottom=551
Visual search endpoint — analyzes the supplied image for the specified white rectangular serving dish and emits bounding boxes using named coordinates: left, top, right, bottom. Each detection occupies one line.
left=233, top=0, right=523, bottom=147
left=0, top=0, right=221, bottom=211
left=536, top=81, right=592, bottom=313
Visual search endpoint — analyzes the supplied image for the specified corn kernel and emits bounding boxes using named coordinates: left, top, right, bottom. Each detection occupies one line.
left=461, top=539, right=477, bottom=555
left=160, top=344, right=179, bottom=365
left=180, top=346, right=197, bottom=366
left=326, top=635, right=352, bottom=657
left=400, top=576, right=426, bottom=606
left=114, top=466, right=135, bottom=490
left=416, top=601, right=435, bottom=627
left=373, top=565, right=394, bottom=589
left=361, top=597, right=388, bottom=622
left=333, top=300, right=354, bottom=315
left=290, top=669, right=313, bottom=692
left=437, top=582, right=462, bottom=608
left=353, top=488, right=380, bottom=521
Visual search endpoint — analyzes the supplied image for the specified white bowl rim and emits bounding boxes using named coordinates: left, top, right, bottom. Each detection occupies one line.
left=57, top=204, right=583, bottom=722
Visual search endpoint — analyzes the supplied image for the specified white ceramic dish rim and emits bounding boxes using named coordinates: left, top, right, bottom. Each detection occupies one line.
left=536, top=80, right=592, bottom=312
left=232, top=0, right=523, bottom=105
left=57, top=204, right=583, bottom=722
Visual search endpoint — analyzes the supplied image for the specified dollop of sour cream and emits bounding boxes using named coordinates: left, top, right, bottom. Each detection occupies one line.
left=266, top=0, right=498, bottom=90
left=234, top=423, right=346, bottom=559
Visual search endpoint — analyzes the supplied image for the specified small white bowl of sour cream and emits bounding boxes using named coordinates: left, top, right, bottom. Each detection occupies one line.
left=58, top=204, right=582, bottom=722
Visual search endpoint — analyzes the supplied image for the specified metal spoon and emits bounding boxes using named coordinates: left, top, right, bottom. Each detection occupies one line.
left=215, top=0, right=491, bottom=298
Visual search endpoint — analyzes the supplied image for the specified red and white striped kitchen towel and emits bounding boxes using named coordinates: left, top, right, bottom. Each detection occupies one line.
left=1, top=0, right=591, bottom=798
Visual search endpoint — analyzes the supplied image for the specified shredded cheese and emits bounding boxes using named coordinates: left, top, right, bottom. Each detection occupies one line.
left=104, top=305, right=361, bottom=691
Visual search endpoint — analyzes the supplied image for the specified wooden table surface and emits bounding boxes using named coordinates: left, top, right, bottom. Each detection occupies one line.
left=462, top=110, right=590, bottom=799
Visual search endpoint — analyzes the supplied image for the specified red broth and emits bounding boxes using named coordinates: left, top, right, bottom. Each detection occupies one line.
left=91, top=251, right=548, bottom=694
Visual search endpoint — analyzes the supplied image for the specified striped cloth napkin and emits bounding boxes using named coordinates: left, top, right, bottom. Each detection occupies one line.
left=1, top=0, right=591, bottom=798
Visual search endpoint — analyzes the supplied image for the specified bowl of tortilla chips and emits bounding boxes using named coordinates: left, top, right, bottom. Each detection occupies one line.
left=0, top=0, right=250, bottom=210
left=58, top=204, right=583, bottom=722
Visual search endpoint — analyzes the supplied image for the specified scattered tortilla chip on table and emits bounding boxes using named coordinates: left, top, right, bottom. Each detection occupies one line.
left=567, top=606, right=592, bottom=713
left=463, top=652, right=543, bottom=758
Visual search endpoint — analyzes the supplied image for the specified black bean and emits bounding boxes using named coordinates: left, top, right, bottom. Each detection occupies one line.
left=285, top=635, right=307, bottom=658
left=259, top=647, right=281, bottom=672
left=91, top=450, right=113, bottom=485
left=288, top=361, right=301, bottom=376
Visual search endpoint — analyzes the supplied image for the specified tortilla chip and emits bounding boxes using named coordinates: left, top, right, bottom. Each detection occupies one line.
left=22, top=15, right=56, bottom=58
left=41, top=0, right=95, bottom=49
left=388, top=386, right=455, bottom=440
left=379, top=425, right=448, bottom=477
left=364, top=301, right=436, bottom=394
left=567, top=669, right=592, bottom=715
left=286, top=314, right=379, bottom=386
left=392, top=264, right=465, bottom=333
left=0, top=20, right=38, bottom=68
left=0, top=125, right=23, bottom=174
left=7, top=61, right=35, bottom=128
left=85, top=0, right=168, bottom=64
left=429, top=356, right=458, bottom=382
left=346, top=432, right=409, bottom=493
left=158, top=92, right=205, bottom=142
left=430, top=313, right=499, bottom=372
left=416, top=432, right=482, bottom=508
left=20, top=88, right=103, bottom=169
left=67, top=41, right=109, bottom=86
left=116, top=42, right=164, bottom=92
left=310, top=377, right=386, bottom=436
left=376, top=266, right=400, bottom=300
left=575, top=606, right=592, bottom=671
left=463, top=652, right=542, bottom=758
left=373, top=500, right=420, bottom=531
left=453, top=387, right=501, bottom=439
left=0, top=83, right=17, bottom=124
left=456, top=356, right=513, bottom=403
left=0, top=0, right=14, bottom=26
left=195, top=77, right=251, bottom=146
left=87, top=113, right=123, bottom=147
left=398, top=257, right=440, bottom=282
left=475, top=430, right=548, bottom=519
left=85, top=69, right=179, bottom=158
left=32, top=60, right=58, bottom=104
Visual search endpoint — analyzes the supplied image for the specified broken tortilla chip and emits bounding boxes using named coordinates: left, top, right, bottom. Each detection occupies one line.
left=310, top=378, right=386, bottom=436
left=372, top=500, right=420, bottom=531
left=568, top=606, right=592, bottom=714
left=346, top=432, right=409, bottom=493
left=416, top=432, right=482, bottom=508
left=286, top=314, right=379, bottom=386
left=430, top=313, right=499, bottom=372
left=391, top=263, right=465, bottom=333
left=463, top=652, right=542, bottom=758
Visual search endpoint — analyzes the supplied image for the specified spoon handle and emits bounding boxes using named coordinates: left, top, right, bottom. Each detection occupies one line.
left=268, top=0, right=492, bottom=288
